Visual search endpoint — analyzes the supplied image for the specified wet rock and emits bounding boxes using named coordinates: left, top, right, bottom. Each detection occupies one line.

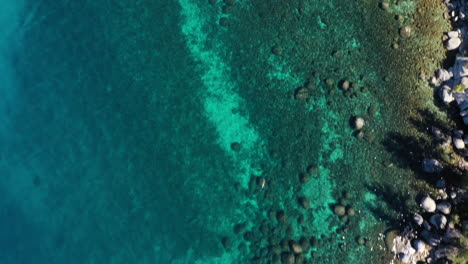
left=230, top=142, right=241, bottom=151
left=295, top=87, right=309, bottom=100
left=430, top=214, right=447, bottom=230
left=353, top=116, right=365, bottom=130
left=422, top=158, right=443, bottom=173
left=307, top=165, right=319, bottom=174
left=334, top=205, right=346, bottom=216
left=272, top=45, right=283, bottom=56
left=299, top=173, right=310, bottom=184
left=346, top=207, right=355, bottom=217
left=244, top=231, right=255, bottom=241
left=414, top=213, right=424, bottom=226
left=446, top=36, right=462, bottom=50
left=234, top=222, right=247, bottom=234
left=340, top=80, right=350, bottom=90
left=277, top=210, right=288, bottom=224
left=380, top=2, right=389, bottom=10
left=281, top=252, right=295, bottom=264
left=400, top=26, right=412, bottom=38
left=413, top=239, right=425, bottom=253
left=357, top=236, right=365, bottom=245
left=437, top=201, right=451, bottom=214
left=221, top=236, right=232, bottom=250
left=298, top=197, right=310, bottom=209
left=219, top=17, right=229, bottom=27
left=420, top=195, right=437, bottom=212
left=289, top=241, right=303, bottom=254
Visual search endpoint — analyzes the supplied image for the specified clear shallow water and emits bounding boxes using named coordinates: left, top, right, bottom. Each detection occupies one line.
left=0, top=0, right=448, bottom=264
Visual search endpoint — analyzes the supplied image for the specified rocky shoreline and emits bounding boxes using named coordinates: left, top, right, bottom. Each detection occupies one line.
left=392, top=1, right=468, bottom=263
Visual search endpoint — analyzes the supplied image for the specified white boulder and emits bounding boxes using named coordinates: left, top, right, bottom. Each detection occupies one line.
left=447, top=37, right=462, bottom=50
left=453, top=137, right=465, bottom=149
left=413, top=240, right=426, bottom=253
left=439, top=85, right=454, bottom=104
left=420, top=195, right=436, bottom=212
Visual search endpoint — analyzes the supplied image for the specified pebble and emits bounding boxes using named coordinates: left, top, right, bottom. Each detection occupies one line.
left=436, top=201, right=451, bottom=215
left=420, top=195, right=436, bottom=212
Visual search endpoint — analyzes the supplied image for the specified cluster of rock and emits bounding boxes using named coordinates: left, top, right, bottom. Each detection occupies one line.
left=393, top=188, right=467, bottom=263
left=435, top=1, right=468, bottom=125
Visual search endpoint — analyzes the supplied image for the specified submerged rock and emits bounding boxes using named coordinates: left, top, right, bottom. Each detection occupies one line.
left=420, top=195, right=436, bottom=212
left=400, top=26, right=412, bottom=38
left=334, top=205, right=346, bottom=216
left=353, top=116, right=365, bottom=130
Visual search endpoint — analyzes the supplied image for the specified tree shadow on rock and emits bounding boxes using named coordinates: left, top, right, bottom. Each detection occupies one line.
left=382, top=108, right=459, bottom=185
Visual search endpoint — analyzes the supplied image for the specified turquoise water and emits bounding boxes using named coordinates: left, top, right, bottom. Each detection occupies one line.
left=0, top=0, right=447, bottom=263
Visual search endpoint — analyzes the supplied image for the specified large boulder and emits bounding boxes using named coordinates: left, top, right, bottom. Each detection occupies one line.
left=420, top=230, right=441, bottom=247
left=430, top=214, right=447, bottom=230
left=413, top=240, right=426, bottom=253
left=446, top=36, right=462, bottom=50
left=436, top=201, right=451, bottom=215
left=420, top=195, right=436, bottom=212
left=439, top=85, right=454, bottom=104
left=422, top=158, right=443, bottom=173
left=437, top=69, right=452, bottom=82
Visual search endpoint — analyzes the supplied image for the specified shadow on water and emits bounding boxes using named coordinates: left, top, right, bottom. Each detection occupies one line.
left=364, top=183, right=415, bottom=227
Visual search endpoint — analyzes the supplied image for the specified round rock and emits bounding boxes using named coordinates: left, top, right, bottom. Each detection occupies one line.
left=413, top=213, right=424, bottom=226
left=446, top=37, right=461, bottom=50
left=430, top=214, right=447, bottom=229
left=436, top=201, right=451, bottom=215
left=453, top=137, right=465, bottom=149
left=420, top=195, right=436, bottom=212
left=334, top=205, right=346, bottom=216
left=353, top=116, right=365, bottom=130
left=399, top=26, right=412, bottom=38
left=413, top=240, right=426, bottom=253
